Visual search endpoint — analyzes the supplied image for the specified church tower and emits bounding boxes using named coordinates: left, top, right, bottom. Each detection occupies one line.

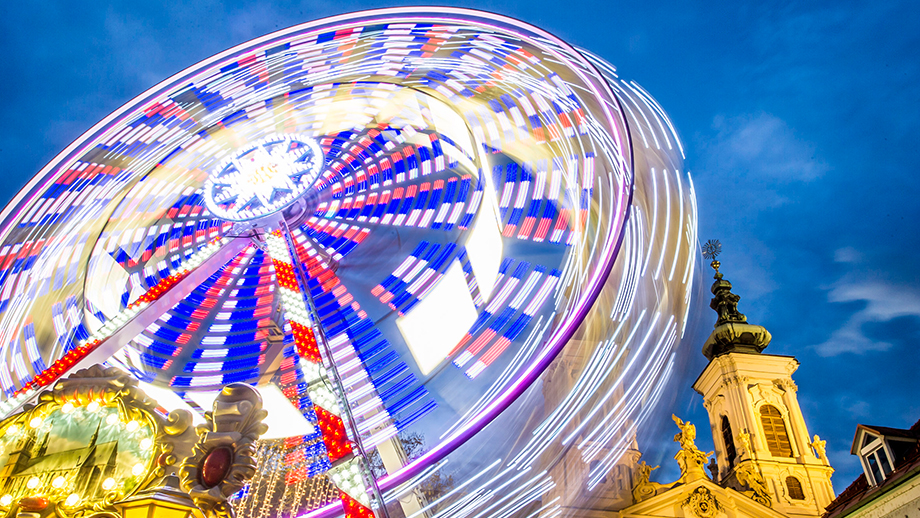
left=691, top=246, right=835, bottom=518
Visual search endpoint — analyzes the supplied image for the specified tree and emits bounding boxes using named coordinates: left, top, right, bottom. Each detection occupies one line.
left=365, top=432, right=458, bottom=517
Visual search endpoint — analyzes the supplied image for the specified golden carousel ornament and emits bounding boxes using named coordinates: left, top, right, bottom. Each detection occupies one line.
left=179, top=384, right=267, bottom=518
left=0, top=365, right=198, bottom=518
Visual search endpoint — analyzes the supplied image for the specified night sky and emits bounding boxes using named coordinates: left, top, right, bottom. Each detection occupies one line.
left=1, top=0, right=918, bottom=492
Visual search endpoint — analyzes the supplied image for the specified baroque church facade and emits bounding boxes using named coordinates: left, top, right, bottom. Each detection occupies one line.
left=0, top=421, right=118, bottom=501
left=547, top=256, right=837, bottom=518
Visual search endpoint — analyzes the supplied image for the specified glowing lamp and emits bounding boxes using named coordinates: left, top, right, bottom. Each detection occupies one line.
left=115, top=476, right=204, bottom=518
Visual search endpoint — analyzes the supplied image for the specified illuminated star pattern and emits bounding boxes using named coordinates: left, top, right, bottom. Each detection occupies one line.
left=204, top=134, right=323, bottom=222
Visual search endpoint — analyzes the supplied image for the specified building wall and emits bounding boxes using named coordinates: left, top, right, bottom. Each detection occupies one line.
left=842, top=474, right=920, bottom=518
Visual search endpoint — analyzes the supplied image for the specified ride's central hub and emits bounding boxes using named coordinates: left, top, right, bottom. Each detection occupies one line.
left=203, top=133, right=324, bottom=222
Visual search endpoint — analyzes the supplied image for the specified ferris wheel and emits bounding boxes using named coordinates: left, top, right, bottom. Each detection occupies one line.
left=0, top=8, right=697, bottom=518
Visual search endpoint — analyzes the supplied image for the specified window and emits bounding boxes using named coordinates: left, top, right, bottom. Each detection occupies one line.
left=859, top=433, right=894, bottom=485
left=721, top=415, right=736, bottom=466
left=786, top=476, right=805, bottom=500
left=866, top=454, right=883, bottom=485
left=760, top=405, right=793, bottom=457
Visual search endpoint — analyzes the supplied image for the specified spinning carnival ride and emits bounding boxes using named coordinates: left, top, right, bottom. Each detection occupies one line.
left=0, top=8, right=698, bottom=518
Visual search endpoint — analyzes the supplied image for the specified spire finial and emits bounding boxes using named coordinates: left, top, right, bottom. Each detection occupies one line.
left=702, top=239, right=745, bottom=326
left=701, top=239, right=722, bottom=279
left=699, top=240, right=771, bottom=360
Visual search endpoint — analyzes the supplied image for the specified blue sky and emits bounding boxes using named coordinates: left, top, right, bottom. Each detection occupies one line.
left=1, top=0, right=918, bottom=491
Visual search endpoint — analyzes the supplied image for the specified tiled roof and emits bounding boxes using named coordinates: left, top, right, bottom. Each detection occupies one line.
left=856, top=424, right=920, bottom=440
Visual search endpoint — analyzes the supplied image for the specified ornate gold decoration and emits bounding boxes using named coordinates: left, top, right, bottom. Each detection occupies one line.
left=672, top=415, right=712, bottom=484
left=0, top=365, right=196, bottom=518
left=179, top=383, right=268, bottom=518
left=772, top=379, right=797, bottom=392
left=683, top=486, right=722, bottom=518
left=735, top=463, right=771, bottom=507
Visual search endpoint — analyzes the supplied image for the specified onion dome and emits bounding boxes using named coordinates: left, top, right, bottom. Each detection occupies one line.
left=701, top=240, right=771, bottom=360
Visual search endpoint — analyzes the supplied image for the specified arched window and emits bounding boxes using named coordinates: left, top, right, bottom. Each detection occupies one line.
left=721, top=415, right=736, bottom=466
left=760, top=405, right=793, bottom=457
left=786, top=476, right=805, bottom=500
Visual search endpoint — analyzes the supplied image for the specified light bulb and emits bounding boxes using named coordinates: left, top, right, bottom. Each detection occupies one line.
left=105, top=414, right=119, bottom=426
left=0, top=495, right=11, bottom=507
left=132, top=463, right=145, bottom=477
left=126, top=421, right=139, bottom=432
left=6, top=425, right=19, bottom=436
left=27, top=477, right=40, bottom=489
left=29, top=417, right=43, bottom=428
left=61, top=402, right=75, bottom=414
left=86, top=401, right=100, bottom=413
left=101, top=478, right=116, bottom=491
left=64, top=494, right=79, bottom=507
left=51, top=476, right=66, bottom=489
left=140, top=438, right=153, bottom=450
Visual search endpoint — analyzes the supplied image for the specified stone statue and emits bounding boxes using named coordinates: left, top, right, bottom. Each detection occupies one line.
left=735, top=463, right=771, bottom=508
left=632, top=461, right=661, bottom=504
left=673, top=414, right=698, bottom=450
left=737, top=430, right=752, bottom=458
left=811, top=434, right=828, bottom=464
left=672, top=415, right=713, bottom=484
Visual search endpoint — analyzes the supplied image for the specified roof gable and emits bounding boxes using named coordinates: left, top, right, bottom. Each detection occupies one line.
left=851, top=424, right=919, bottom=455
left=620, top=478, right=786, bottom=518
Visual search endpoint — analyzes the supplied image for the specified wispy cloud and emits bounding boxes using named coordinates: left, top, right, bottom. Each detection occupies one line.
left=833, top=247, right=862, bottom=264
left=705, top=112, right=829, bottom=184
left=813, top=281, right=920, bottom=356
left=693, top=112, right=828, bottom=310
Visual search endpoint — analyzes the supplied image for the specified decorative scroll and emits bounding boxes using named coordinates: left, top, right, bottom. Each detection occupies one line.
left=735, top=463, right=772, bottom=508
left=179, top=383, right=267, bottom=518
left=683, top=486, right=722, bottom=518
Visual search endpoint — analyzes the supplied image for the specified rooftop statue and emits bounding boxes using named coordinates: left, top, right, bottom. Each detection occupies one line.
left=672, top=415, right=713, bottom=484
